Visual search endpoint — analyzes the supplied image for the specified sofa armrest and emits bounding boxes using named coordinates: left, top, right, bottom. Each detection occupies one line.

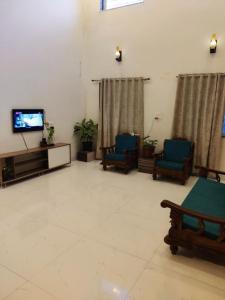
left=195, top=166, right=225, bottom=183
left=161, top=200, right=225, bottom=242
left=161, top=200, right=225, bottom=225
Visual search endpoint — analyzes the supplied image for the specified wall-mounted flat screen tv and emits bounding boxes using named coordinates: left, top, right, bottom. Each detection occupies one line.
left=12, top=109, right=44, bottom=133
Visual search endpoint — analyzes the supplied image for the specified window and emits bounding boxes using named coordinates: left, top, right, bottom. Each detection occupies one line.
left=101, top=0, right=144, bottom=10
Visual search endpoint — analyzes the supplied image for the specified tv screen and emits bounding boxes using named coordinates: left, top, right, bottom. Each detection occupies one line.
left=12, top=109, right=44, bottom=133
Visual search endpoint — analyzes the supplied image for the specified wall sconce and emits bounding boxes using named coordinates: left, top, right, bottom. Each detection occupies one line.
left=115, top=47, right=122, bottom=62
left=210, top=34, right=217, bottom=54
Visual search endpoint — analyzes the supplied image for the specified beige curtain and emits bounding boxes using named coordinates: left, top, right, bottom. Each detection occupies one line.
left=96, top=77, right=144, bottom=159
left=172, top=73, right=225, bottom=169
left=208, top=74, right=225, bottom=168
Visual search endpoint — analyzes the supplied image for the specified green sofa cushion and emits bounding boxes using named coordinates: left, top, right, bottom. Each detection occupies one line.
left=156, top=160, right=184, bottom=171
left=115, top=135, right=137, bottom=154
left=164, top=139, right=192, bottom=163
left=182, top=178, right=225, bottom=239
left=105, top=153, right=126, bottom=161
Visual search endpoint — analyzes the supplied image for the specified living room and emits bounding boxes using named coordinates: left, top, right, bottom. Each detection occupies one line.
left=0, top=0, right=225, bottom=299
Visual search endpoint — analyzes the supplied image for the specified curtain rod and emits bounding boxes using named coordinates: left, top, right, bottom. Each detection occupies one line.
left=92, top=77, right=150, bottom=83
left=176, top=73, right=225, bottom=78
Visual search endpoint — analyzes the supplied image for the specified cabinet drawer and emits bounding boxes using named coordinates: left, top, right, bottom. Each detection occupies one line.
left=48, top=145, right=71, bottom=169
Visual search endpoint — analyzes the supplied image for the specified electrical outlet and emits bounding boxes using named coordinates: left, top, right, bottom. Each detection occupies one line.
left=154, top=113, right=163, bottom=120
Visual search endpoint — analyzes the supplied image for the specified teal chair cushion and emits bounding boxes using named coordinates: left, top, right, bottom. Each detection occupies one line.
left=156, top=160, right=184, bottom=171
left=105, top=153, right=126, bottom=161
left=164, top=139, right=192, bottom=163
left=182, top=178, right=225, bottom=239
left=115, top=135, right=137, bottom=154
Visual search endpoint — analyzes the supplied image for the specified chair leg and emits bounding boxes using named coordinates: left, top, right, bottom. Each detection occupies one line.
left=124, top=168, right=129, bottom=174
left=153, top=170, right=157, bottom=180
left=103, top=163, right=107, bottom=171
left=181, top=178, right=186, bottom=185
left=170, top=244, right=178, bottom=255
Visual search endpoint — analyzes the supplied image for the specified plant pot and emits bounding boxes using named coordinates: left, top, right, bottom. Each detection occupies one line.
left=142, top=145, right=155, bottom=158
left=82, top=141, right=93, bottom=152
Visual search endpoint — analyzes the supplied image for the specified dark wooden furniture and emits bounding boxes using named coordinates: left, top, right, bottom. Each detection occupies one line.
left=161, top=167, right=225, bottom=258
left=101, top=134, right=140, bottom=174
left=153, top=138, right=194, bottom=185
left=0, top=143, right=71, bottom=187
left=138, top=157, right=154, bottom=174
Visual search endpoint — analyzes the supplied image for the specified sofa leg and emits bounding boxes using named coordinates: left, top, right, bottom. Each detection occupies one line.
left=181, top=179, right=186, bottom=185
left=124, top=168, right=129, bottom=174
left=153, top=171, right=157, bottom=180
left=103, top=163, right=107, bottom=171
left=170, top=244, right=178, bottom=255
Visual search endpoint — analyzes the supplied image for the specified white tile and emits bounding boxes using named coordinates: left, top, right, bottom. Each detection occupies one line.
left=39, top=202, right=111, bottom=236
left=0, top=161, right=223, bottom=300
left=127, top=264, right=225, bottom=300
left=5, top=282, right=57, bottom=300
left=88, top=211, right=165, bottom=260
left=151, top=243, right=225, bottom=291
left=0, top=265, right=25, bottom=299
left=0, top=217, right=80, bottom=279
left=117, top=178, right=196, bottom=220
left=32, top=239, right=146, bottom=300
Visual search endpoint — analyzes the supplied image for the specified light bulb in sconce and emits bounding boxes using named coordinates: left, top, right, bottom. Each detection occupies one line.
left=210, top=34, right=217, bottom=54
left=115, top=47, right=122, bottom=62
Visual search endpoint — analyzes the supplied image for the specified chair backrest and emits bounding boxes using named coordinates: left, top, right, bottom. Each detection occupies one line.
left=115, top=134, right=138, bottom=153
left=164, top=139, right=193, bottom=163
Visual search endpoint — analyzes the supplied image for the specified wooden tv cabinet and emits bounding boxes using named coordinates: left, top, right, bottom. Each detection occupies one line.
left=0, top=143, right=71, bottom=187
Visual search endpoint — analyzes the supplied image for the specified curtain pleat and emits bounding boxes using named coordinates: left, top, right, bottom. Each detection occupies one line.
left=172, top=74, right=221, bottom=169
left=208, top=75, right=225, bottom=168
left=96, top=77, right=144, bottom=159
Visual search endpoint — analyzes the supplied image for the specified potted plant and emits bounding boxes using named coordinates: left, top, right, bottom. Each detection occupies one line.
left=142, top=136, right=158, bottom=158
left=45, top=122, right=55, bottom=146
left=73, top=118, right=98, bottom=152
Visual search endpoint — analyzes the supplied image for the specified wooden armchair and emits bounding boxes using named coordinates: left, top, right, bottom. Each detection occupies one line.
left=101, top=134, right=139, bottom=174
left=153, top=138, right=194, bottom=184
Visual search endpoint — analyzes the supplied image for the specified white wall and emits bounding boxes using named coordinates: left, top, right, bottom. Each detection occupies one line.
left=1, top=0, right=225, bottom=166
left=82, top=0, right=225, bottom=168
left=0, top=0, right=85, bottom=158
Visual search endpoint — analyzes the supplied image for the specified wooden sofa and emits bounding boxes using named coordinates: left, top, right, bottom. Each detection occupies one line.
left=161, top=167, right=225, bottom=257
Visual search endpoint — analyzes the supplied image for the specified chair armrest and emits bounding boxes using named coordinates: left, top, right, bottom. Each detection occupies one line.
left=183, top=156, right=193, bottom=174
left=101, top=145, right=116, bottom=160
left=123, top=148, right=137, bottom=154
left=153, top=151, right=164, bottom=160
left=184, top=156, right=192, bottom=163
left=123, top=149, right=138, bottom=162
left=100, top=145, right=116, bottom=151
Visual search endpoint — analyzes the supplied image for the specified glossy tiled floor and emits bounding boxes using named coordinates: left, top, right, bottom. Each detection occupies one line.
left=0, top=161, right=225, bottom=300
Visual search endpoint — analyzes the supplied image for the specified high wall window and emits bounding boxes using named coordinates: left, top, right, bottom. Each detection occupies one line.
left=101, top=0, right=144, bottom=10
